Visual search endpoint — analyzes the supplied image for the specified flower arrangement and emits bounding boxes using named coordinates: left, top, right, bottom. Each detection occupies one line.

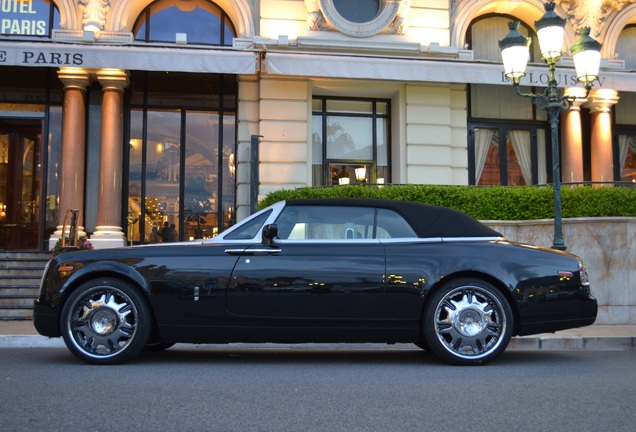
left=50, top=236, right=94, bottom=257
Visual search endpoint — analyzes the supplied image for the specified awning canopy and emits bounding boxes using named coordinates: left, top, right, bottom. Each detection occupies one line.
left=2, top=41, right=633, bottom=92
left=264, top=52, right=634, bottom=92
left=0, top=41, right=257, bottom=74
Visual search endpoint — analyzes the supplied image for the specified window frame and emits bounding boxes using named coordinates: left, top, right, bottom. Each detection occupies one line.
left=0, top=0, right=60, bottom=39
left=613, top=126, right=636, bottom=183
left=312, top=96, right=391, bottom=186
left=468, top=120, right=550, bottom=186
left=124, top=71, right=238, bottom=244
left=133, top=0, right=236, bottom=46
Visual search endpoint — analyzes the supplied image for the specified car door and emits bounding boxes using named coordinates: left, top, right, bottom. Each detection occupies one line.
left=225, top=205, right=388, bottom=320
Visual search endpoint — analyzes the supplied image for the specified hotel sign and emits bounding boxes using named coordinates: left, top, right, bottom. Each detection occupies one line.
left=1, top=0, right=49, bottom=36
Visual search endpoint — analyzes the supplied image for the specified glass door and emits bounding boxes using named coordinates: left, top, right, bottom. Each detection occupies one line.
left=0, top=119, right=42, bottom=250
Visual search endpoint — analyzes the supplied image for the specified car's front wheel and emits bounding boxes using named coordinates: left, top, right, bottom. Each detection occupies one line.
left=423, top=278, right=512, bottom=366
left=61, top=278, right=151, bottom=365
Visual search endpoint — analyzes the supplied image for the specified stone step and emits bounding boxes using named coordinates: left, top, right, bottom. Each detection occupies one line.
left=0, top=252, right=49, bottom=320
left=0, top=268, right=46, bottom=277
left=0, top=287, right=40, bottom=297
left=0, top=250, right=51, bottom=261
left=0, top=278, right=41, bottom=287
left=0, top=297, right=35, bottom=308
left=0, top=308, right=33, bottom=320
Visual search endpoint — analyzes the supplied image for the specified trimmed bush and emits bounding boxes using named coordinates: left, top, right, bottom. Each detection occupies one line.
left=259, top=185, right=636, bottom=220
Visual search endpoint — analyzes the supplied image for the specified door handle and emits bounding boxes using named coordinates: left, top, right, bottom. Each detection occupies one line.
left=225, top=248, right=282, bottom=255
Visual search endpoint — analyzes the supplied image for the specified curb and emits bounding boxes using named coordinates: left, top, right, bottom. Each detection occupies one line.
left=1, top=335, right=635, bottom=350
left=0, top=335, right=65, bottom=348
left=508, top=335, right=636, bottom=350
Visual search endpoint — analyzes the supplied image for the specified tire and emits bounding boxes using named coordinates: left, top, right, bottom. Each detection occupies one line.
left=60, top=278, right=151, bottom=365
left=144, top=341, right=176, bottom=352
left=423, top=278, right=513, bottom=366
left=413, top=341, right=429, bottom=351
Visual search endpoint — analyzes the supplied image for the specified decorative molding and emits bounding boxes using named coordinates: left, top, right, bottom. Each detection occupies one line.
left=317, top=0, right=401, bottom=37
left=556, top=0, right=636, bottom=39
left=584, top=88, right=620, bottom=113
left=393, top=0, right=411, bottom=36
left=78, top=0, right=111, bottom=31
left=304, top=0, right=324, bottom=30
left=53, top=29, right=134, bottom=44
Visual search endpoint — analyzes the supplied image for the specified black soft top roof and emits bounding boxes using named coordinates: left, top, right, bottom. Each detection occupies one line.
left=286, top=198, right=501, bottom=238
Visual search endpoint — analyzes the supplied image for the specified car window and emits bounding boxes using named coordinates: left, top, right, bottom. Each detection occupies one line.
left=276, top=206, right=374, bottom=240
left=376, top=208, right=417, bottom=238
left=275, top=206, right=416, bottom=240
left=224, top=210, right=272, bottom=240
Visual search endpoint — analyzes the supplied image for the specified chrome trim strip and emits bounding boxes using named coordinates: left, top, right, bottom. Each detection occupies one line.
left=441, top=236, right=505, bottom=243
left=224, top=248, right=247, bottom=254
left=276, top=239, right=381, bottom=245
left=225, top=248, right=282, bottom=254
left=378, top=238, right=442, bottom=244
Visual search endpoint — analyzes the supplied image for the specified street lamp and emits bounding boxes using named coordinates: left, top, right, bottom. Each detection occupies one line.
left=498, top=1, right=601, bottom=251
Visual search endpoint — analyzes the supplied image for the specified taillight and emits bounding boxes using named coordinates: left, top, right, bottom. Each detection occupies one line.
left=578, top=260, right=590, bottom=286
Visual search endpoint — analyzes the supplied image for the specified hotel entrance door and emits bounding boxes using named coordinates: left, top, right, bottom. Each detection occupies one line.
left=0, top=119, right=42, bottom=250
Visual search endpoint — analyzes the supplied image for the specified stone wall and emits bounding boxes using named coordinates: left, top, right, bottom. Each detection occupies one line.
left=484, top=218, right=636, bottom=325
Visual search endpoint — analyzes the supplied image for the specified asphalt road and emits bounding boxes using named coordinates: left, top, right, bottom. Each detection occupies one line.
left=1, top=346, right=635, bottom=431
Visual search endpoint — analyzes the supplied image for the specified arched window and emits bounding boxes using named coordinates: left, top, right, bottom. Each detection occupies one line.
left=0, top=0, right=60, bottom=38
left=467, top=15, right=540, bottom=63
left=616, top=24, right=636, bottom=70
left=467, top=15, right=549, bottom=186
left=614, top=25, right=636, bottom=183
left=133, top=0, right=235, bottom=46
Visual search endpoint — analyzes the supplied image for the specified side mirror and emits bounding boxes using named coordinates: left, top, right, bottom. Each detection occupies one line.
left=261, top=224, right=278, bottom=246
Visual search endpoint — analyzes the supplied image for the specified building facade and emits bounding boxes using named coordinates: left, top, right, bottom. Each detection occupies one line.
left=1, top=0, right=635, bottom=251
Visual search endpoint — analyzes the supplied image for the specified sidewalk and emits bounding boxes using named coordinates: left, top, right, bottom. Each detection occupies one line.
left=1, top=320, right=635, bottom=350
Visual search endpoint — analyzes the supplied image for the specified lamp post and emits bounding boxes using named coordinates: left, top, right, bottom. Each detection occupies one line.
left=498, top=1, right=601, bottom=251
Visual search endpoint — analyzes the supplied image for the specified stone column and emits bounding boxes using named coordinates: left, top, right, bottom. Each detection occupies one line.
left=91, top=69, right=129, bottom=249
left=560, top=88, right=587, bottom=184
left=585, top=89, right=619, bottom=184
left=51, top=68, right=91, bottom=248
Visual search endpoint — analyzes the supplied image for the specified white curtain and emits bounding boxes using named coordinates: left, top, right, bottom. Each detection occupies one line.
left=619, top=135, right=636, bottom=176
left=537, top=129, right=548, bottom=184
left=474, top=129, right=495, bottom=184
left=509, top=130, right=532, bottom=185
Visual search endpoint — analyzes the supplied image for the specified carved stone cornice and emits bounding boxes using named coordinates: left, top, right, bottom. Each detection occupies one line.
left=556, top=0, right=636, bottom=39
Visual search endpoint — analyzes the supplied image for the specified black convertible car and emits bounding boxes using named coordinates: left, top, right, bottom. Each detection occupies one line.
left=34, top=198, right=597, bottom=365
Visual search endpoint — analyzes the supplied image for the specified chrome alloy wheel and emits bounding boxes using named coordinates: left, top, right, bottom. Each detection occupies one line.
left=61, top=279, right=150, bottom=364
left=424, top=279, right=512, bottom=365
left=69, top=290, right=136, bottom=355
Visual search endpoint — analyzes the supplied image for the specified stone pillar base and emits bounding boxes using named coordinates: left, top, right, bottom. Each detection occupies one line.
left=90, top=226, right=127, bottom=249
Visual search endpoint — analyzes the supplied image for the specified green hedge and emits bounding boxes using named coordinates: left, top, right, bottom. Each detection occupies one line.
left=258, top=185, right=636, bottom=220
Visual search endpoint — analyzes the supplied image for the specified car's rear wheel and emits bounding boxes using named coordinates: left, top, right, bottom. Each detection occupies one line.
left=61, top=278, right=151, bottom=365
left=423, top=278, right=512, bottom=366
